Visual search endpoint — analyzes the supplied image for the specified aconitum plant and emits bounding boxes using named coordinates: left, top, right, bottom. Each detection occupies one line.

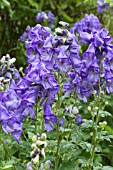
left=97, top=0, right=113, bottom=13
left=1, top=13, right=113, bottom=169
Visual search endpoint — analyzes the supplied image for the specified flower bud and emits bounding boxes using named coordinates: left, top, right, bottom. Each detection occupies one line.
left=73, top=106, right=79, bottom=114
left=99, top=121, right=107, bottom=129
left=5, top=54, right=10, bottom=60
left=34, top=147, right=40, bottom=155
left=88, top=106, right=91, bottom=111
left=9, top=58, right=16, bottom=64
left=76, top=114, right=82, bottom=126
left=40, top=163, right=44, bottom=170
left=105, top=101, right=108, bottom=105
left=1, top=56, right=6, bottom=63
left=32, top=135, right=37, bottom=142
left=55, top=27, right=63, bottom=34
left=40, top=133, right=47, bottom=141
left=32, top=154, right=39, bottom=165
left=40, top=148, right=45, bottom=159
left=26, top=162, right=33, bottom=170
left=36, top=140, right=47, bottom=148
left=95, top=107, right=99, bottom=111
left=31, top=143, right=37, bottom=149
left=30, top=151, right=36, bottom=158
left=59, top=21, right=69, bottom=28
left=43, top=160, right=51, bottom=169
left=0, top=77, right=4, bottom=82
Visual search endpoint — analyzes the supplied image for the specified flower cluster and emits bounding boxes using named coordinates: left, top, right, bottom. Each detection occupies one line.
left=35, top=11, right=55, bottom=27
left=97, top=0, right=109, bottom=13
left=21, top=21, right=80, bottom=132
left=0, top=54, right=20, bottom=90
left=96, top=0, right=113, bottom=13
left=27, top=133, right=51, bottom=169
left=65, top=14, right=113, bottom=102
left=70, top=14, right=101, bottom=35
left=1, top=13, right=113, bottom=141
left=64, top=106, right=82, bottom=126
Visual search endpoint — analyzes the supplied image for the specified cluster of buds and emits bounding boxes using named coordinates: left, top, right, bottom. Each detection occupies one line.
left=31, top=133, right=47, bottom=164
left=27, top=133, right=51, bottom=169
left=0, top=54, right=20, bottom=90
left=64, top=105, right=82, bottom=126
left=99, top=121, right=107, bottom=129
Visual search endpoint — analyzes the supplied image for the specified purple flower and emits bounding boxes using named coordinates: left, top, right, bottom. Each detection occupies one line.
left=48, top=12, right=55, bottom=26
left=43, top=103, right=58, bottom=132
left=70, top=14, right=101, bottom=34
left=76, top=114, right=82, bottom=126
left=36, top=12, right=48, bottom=23
left=97, top=0, right=109, bottom=13
left=35, top=11, right=55, bottom=27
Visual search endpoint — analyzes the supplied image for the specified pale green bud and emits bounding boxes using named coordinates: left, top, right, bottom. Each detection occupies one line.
left=40, top=148, right=45, bottom=159
left=30, top=151, right=35, bottom=158
left=43, top=160, right=51, bottom=169
left=31, top=143, right=37, bottom=149
left=95, top=107, right=99, bottom=111
left=99, top=121, right=107, bottom=129
left=87, top=106, right=91, bottom=111
left=105, top=101, right=108, bottom=105
left=9, top=58, right=16, bottom=64
left=32, top=135, right=37, bottom=143
left=32, top=154, right=39, bottom=165
left=73, top=106, right=79, bottom=114
left=36, top=140, right=47, bottom=148
left=55, top=27, right=62, bottom=34
left=40, top=133, right=47, bottom=141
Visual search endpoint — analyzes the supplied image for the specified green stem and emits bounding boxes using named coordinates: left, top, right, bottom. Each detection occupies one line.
left=55, top=72, right=61, bottom=170
left=88, top=77, right=101, bottom=170
left=35, top=98, right=38, bottom=135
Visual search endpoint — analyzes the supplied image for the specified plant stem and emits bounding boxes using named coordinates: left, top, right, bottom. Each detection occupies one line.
left=35, top=98, right=38, bottom=135
left=88, top=78, right=101, bottom=170
left=55, top=72, right=61, bottom=170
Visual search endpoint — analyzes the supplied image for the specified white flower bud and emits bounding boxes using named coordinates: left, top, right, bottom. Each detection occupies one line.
left=55, top=27, right=62, bottom=34
left=95, top=107, right=99, bottom=111
left=9, top=58, right=16, bottom=64
left=1, top=56, right=6, bottom=63
left=105, top=101, right=108, bottom=105
left=73, top=106, right=79, bottom=114
left=36, top=140, right=47, bottom=148
left=32, top=135, right=37, bottom=143
left=40, top=133, right=47, bottom=141
left=0, top=77, right=4, bottom=82
left=32, top=154, right=39, bottom=165
left=44, top=160, right=51, bottom=169
left=31, top=143, right=37, bottom=149
left=40, top=148, right=45, bottom=159
left=99, top=121, right=107, bottom=129
left=87, top=106, right=91, bottom=111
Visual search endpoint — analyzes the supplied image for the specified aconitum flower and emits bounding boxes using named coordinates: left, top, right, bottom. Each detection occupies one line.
left=35, top=11, right=55, bottom=27
left=76, top=114, right=82, bottom=126
left=48, top=12, right=55, bottom=26
left=43, top=102, right=58, bottom=132
left=20, top=26, right=31, bottom=43
left=36, top=12, right=48, bottom=23
left=70, top=14, right=101, bottom=35
left=0, top=54, right=20, bottom=89
left=97, top=0, right=109, bottom=13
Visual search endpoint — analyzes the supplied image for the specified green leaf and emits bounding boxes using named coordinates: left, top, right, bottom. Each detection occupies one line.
left=2, top=165, right=13, bottom=170
left=99, top=110, right=112, bottom=117
left=102, top=166, right=113, bottom=170
left=59, top=129, right=71, bottom=138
